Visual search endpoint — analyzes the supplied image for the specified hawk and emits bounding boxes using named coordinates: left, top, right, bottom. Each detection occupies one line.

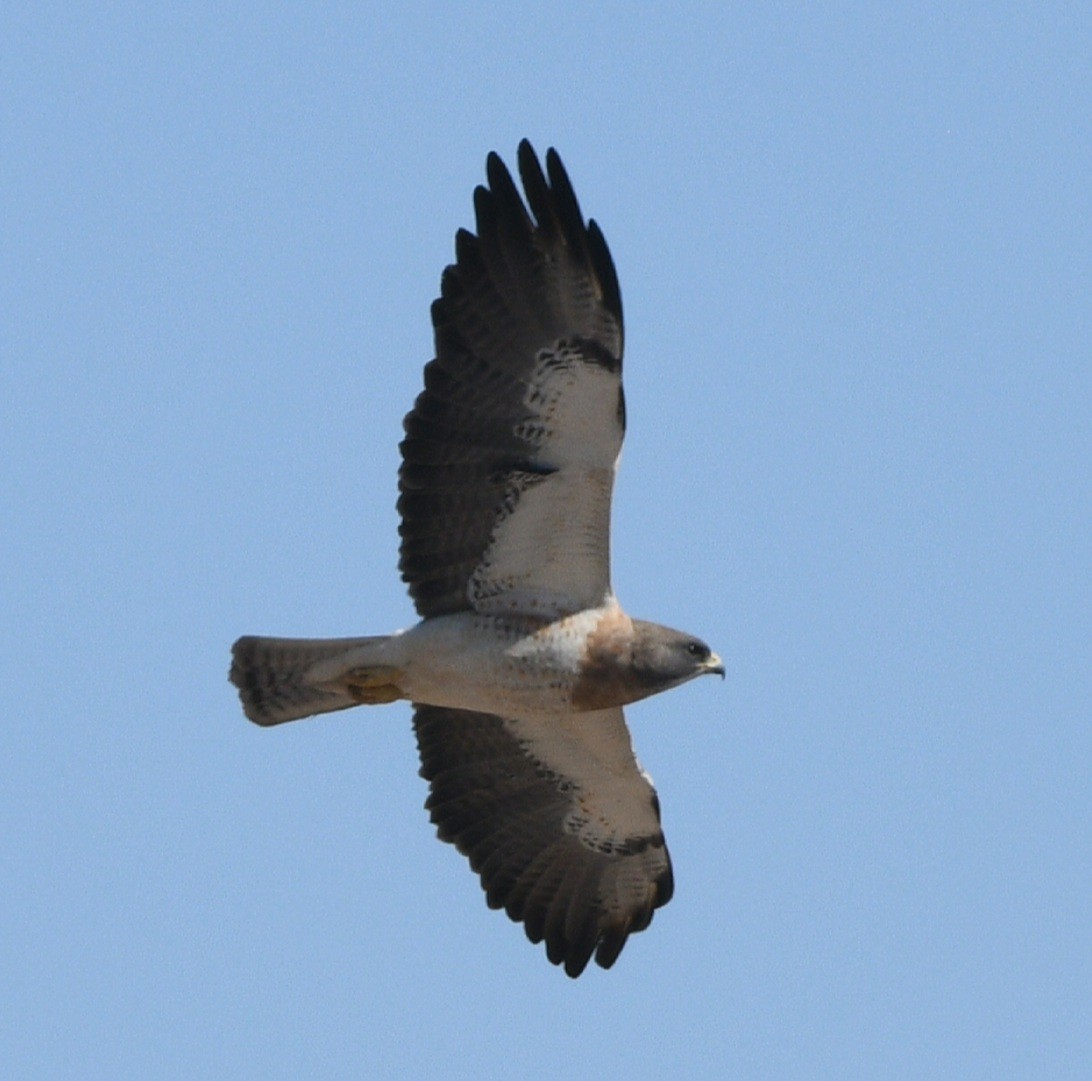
left=230, top=141, right=723, bottom=977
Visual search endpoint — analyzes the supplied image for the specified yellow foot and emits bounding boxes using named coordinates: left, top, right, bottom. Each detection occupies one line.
left=341, top=665, right=404, bottom=705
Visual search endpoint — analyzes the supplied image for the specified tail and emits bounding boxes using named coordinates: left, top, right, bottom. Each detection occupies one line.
left=230, top=635, right=403, bottom=726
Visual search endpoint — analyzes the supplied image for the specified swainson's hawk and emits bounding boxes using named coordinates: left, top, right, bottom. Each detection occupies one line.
left=231, top=141, right=723, bottom=977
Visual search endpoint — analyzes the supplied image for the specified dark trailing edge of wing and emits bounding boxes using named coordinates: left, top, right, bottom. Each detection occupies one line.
left=414, top=705, right=674, bottom=978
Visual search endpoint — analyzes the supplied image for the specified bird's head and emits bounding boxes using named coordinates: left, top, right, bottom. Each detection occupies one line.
left=629, top=622, right=724, bottom=694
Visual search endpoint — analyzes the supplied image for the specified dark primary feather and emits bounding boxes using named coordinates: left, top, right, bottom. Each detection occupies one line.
left=414, top=705, right=673, bottom=978
left=399, top=141, right=625, bottom=618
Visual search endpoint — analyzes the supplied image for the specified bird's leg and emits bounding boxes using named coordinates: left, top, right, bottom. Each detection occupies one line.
left=338, top=665, right=405, bottom=705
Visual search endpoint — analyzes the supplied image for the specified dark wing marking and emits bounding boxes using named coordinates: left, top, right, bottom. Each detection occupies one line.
left=399, top=141, right=625, bottom=618
left=414, top=704, right=673, bottom=977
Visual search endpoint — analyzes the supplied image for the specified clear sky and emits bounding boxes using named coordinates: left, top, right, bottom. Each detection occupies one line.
left=3, top=4, right=1089, bottom=1078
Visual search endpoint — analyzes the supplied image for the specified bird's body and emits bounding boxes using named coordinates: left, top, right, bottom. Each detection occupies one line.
left=235, top=608, right=600, bottom=722
left=231, top=142, right=722, bottom=977
left=235, top=603, right=711, bottom=722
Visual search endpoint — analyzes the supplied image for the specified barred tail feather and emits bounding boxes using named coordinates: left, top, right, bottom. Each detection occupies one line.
left=230, top=635, right=393, bottom=726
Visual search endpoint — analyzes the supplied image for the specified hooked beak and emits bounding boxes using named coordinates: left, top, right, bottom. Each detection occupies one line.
left=702, top=653, right=725, bottom=679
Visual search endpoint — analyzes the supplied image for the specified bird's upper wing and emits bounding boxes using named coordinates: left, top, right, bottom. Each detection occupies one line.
left=413, top=703, right=672, bottom=977
left=399, top=140, right=625, bottom=619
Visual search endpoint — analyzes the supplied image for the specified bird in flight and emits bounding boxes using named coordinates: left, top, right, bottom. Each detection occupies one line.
left=230, top=141, right=723, bottom=977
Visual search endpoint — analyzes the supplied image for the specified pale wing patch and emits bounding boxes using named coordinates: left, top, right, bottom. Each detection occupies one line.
left=515, top=343, right=623, bottom=469
left=503, top=707, right=662, bottom=850
left=470, top=346, right=622, bottom=617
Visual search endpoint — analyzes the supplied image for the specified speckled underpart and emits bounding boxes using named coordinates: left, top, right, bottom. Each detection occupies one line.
left=394, top=606, right=621, bottom=716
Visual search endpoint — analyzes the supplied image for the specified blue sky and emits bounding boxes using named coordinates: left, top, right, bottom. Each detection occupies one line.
left=3, top=3, right=1089, bottom=1078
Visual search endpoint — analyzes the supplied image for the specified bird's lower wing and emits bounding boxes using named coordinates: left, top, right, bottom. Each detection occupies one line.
left=413, top=704, right=673, bottom=977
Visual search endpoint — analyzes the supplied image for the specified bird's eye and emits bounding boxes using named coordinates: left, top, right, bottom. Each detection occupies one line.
left=686, top=642, right=708, bottom=659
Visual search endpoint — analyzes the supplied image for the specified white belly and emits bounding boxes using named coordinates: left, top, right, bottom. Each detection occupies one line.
left=391, top=610, right=603, bottom=716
